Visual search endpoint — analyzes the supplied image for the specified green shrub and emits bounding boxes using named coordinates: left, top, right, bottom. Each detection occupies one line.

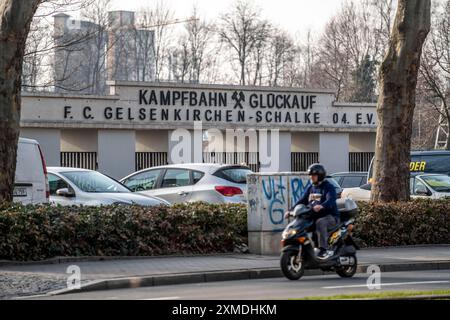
left=354, top=199, right=450, bottom=247
left=0, top=202, right=247, bottom=261
left=0, top=199, right=448, bottom=261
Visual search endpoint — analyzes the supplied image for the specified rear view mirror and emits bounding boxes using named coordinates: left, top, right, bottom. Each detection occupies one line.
left=56, top=188, right=75, bottom=198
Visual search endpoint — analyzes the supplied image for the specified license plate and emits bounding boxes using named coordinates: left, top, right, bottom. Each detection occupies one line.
left=13, top=187, right=27, bottom=197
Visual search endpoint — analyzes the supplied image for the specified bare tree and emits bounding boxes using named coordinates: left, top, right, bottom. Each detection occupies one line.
left=137, top=1, right=174, bottom=81
left=0, top=0, right=42, bottom=202
left=80, top=0, right=111, bottom=94
left=22, top=17, right=53, bottom=92
left=266, top=29, right=296, bottom=87
left=135, top=20, right=155, bottom=82
left=35, top=0, right=93, bottom=17
left=53, top=10, right=108, bottom=93
left=371, top=0, right=396, bottom=47
left=312, top=0, right=395, bottom=101
left=248, top=37, right=266, bottom=86
left=297, top=30, right=317, bottom=88
left=218, top=0, right=270, bottom=85
left=419, top=0, right=450, bottom=149
left=106, top=11, right=139, bottom=82
left=21, top=0, right=96, bottom=92
left=411, top=97, right=440, bottom=150
left=170, top=38, right=191, bottom=83
left=371, top=0, right=431, bottom=202
left=315, top=16, right=351, bottom=100
left=199, top=41, right=229, bottom=84
left=184, top=6, right=213, bottom=83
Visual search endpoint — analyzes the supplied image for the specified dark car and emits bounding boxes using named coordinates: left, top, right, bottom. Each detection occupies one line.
left=331, top=172, right=368, bottom=189
left=368, top=151, right=450, bottom=182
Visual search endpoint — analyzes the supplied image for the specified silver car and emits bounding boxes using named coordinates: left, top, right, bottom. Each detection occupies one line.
left=47, top=167, right=169, bottom=206
left=120, top=164, right=253, bottom=204
left=342, top=173, right=450, bottom=201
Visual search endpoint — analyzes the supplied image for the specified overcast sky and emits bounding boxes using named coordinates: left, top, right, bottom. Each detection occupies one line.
left=109, top=0, right=347, bottom=35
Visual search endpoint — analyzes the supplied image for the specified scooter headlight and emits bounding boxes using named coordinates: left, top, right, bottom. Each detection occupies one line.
left=282, top=229, right=298, bottom=239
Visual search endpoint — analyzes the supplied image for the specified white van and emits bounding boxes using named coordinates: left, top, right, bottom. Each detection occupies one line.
left=13, top=138, right=49, bottom=204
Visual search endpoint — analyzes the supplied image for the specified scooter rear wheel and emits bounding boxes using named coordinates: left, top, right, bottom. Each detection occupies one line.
left=336, top=254, right=357, bottom=278
left=280, top=250, right=304, bottom=280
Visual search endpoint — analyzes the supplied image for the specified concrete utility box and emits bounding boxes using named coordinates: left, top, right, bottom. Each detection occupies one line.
left=247, top=173, right=310, bottom=255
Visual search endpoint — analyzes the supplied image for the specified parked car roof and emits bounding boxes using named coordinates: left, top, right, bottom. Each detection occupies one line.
left=125, top=163, right=252, bottom=177
left=18, top=137, right=39, bottom=145
left=410, top=172, right=448, bottom=177
left=331, top=172, right=367, bottom=176
left=411, top=150, right=450, bottom=156
left=47, top=167, right=94, bottom=173
left=415, top=173, right=449, bottom=178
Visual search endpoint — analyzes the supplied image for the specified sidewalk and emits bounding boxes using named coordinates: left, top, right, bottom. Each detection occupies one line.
left=1, top=245, right=449, bottom=299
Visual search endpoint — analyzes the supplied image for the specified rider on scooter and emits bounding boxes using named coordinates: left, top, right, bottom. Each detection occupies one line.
left=286, top=164, right=340, bottom=260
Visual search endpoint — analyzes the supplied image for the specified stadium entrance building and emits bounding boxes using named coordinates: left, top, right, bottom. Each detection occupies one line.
left=20, top=81, right=377, bottom=179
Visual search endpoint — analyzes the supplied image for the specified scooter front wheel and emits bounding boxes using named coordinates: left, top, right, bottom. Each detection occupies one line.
left=280, top=250, right=304, bottom=280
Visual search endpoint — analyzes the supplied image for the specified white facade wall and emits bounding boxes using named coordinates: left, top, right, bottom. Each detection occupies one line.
left=136, top=130, right=169, bottom=152
left=349, top=132, right=376, bottom=152
left=258, top=131, right=292, bottom=172
left=20, top=82, right=377, bottom=177
left=20, top=128, right=61, bottom=167
left=319, top=133, right=350, bottom=174
left=97, top=130, right=135, bottom=179
left=61, top=129, right=98, bottom=152
left=167, top=129, right=203, bottom=164
left=291, top=132, right=320, bottom=153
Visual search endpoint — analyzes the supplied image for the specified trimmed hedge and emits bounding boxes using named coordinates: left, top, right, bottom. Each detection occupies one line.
left=0, top=202, right=247, bottom=261
left=0, top=199, right=449, bottom=261
left=354, top=199, right=450, bottom=248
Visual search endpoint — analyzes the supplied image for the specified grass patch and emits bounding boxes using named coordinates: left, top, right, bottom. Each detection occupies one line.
left=297, top=289, right=450, bottom=300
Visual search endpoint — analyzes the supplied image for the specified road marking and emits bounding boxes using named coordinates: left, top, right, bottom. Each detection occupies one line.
left=139, top=296, right=180, bottom=300
left=14, top=294, right=49, bottom=300
left=323, top=280, right=450, bottom=290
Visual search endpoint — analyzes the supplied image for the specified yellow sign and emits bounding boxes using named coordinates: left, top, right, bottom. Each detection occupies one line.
left=410, top=161, right=426, bottom=172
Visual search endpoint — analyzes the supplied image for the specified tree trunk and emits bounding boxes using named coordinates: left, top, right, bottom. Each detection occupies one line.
left=371, top=0, right=431, bottom=202
left=0, top=0, right=41, bottom=202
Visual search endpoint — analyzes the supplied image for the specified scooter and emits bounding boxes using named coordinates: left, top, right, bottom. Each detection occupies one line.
left=280, top=199, right=359, bottom=280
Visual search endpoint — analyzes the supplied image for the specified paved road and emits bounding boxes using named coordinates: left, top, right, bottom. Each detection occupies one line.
left=27, top=269, right=450, bottom=300
left=2, top=246, right=449, bottom=281
left=2, top=246, right=449, bottom=299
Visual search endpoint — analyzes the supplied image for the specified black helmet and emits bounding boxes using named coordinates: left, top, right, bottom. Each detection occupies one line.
left=307, top=163, right=327, bottom=182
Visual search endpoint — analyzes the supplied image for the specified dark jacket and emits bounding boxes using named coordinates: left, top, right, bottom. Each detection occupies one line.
left=291, top=180, right=340, bottom=219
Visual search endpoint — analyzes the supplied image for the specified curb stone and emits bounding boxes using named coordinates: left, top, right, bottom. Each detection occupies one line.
left=35, top=261, right=450, bottom=298
left=2, top=244, right=448, bottom=267
left=0, top=253, right=240, bottom=267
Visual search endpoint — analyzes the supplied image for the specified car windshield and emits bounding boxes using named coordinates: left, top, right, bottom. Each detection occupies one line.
left=421, top=175, right=450, bottom=193
left=61, top=171, right=130, bottom=193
